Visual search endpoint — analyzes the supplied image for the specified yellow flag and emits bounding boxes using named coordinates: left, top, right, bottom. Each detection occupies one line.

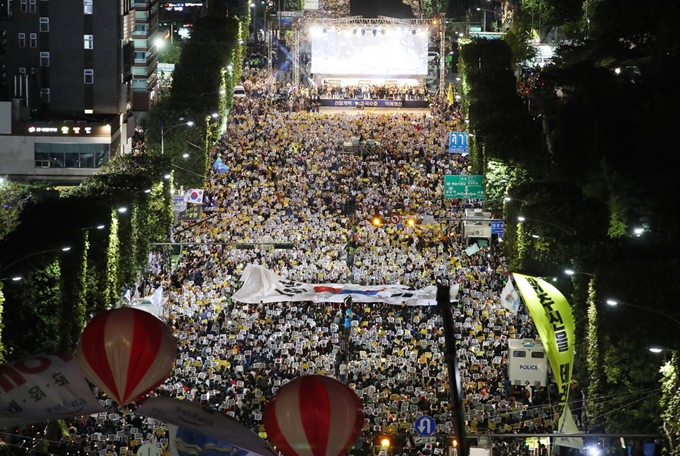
left=512, top=274, right=575, bottom=407
left=447, top=83, right=454, bottom=104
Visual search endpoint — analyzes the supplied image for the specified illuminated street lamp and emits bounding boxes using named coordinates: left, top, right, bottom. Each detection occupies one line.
left=476, top=7, right=497, bottom=32
left=82, top=224, right=106, bottom=231
left=0, top=247, right=71, bottom=275
left=0, top=276, right=22, bottom=282
left=563, top=269, right=595, bottom=278
left=517, top=215, right=576, bottom=236
left=161, top=120, right=194, bottom=155
left=606, top=299, right=680, bottom=326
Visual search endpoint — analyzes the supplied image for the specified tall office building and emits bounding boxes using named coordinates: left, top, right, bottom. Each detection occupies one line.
left=0, top=0, right=146, bottom=182
left=132, top=0, right=160, bottom=111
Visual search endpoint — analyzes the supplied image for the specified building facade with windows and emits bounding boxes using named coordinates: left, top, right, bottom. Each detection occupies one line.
left=131, top=0, right=161, bottom=112
left=0, top=0, right=157, bottom=182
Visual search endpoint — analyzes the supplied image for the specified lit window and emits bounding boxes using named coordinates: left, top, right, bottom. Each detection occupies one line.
left=30, top=33, right=37, bottom=48
left=84, top=0, right=93, bottom=14
left=18, top=33, right=26, bottom=48
left=40, top=51, right=49, bottom=67
left=84, top=69, right=94, bottom=84
left=20, top=0, right=27, bottom=13
left=19, top=68, right=27, bottom=74
left=84, top=34, right=93, bottom=49
left=39, top=17, right=49, bottom=32
left=29, top=0, right=36, bottom=13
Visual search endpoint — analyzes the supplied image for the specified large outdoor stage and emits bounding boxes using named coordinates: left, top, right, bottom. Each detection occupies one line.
left=287, top=16, right=447, bottom=97
left=319, top=99, right=429, bottom=108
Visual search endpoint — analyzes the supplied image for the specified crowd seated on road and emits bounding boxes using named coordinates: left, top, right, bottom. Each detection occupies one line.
left=3, top=72, right=562, bottom=456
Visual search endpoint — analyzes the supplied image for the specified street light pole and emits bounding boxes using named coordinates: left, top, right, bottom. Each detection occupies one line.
left=250, top=3, right=256, bottom=38
left=564, top=269, right=596, bottom=278
left=261, top=1, right=267, bottom=42
left=607, top=299, right=680, bottom=327
left=517, top=216, right=576, bottom=236
left=0, top=247, right=71, bottom=275
left=476, top=8, right=495, bottom=32
left=161, top=120, right=194, bottom=155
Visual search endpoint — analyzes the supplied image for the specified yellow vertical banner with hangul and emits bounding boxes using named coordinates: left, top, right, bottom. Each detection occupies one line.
left=512, top=275, right=575, bottom=410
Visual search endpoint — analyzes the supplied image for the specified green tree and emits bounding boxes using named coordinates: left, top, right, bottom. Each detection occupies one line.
left=503, top=10, right=536, bottom=69
left=519, top=0, right=584, bottom=42
left=661, top=353, right=680, bottom=455
left=158, top=41, right=183, bottom=64
left=3, top=258, right=62, bottom=359
left=0, top=178, right=28, bottom=242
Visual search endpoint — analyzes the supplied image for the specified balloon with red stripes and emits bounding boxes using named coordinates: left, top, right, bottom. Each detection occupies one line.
left=264, top=375, right=364, bottom=456
left=75, top=307, right=177, bottom=405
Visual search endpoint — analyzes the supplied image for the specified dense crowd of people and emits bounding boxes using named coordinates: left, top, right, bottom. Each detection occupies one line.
left=3, top=71, right=562, bottom=456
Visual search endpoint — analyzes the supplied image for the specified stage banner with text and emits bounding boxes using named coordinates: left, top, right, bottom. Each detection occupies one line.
left=512, top=274, right=576, bottom=444
left=319, top=99, right=429, bottom=109
left=233, top=264, right=458, bottom=306
left=0, top=354, right=105, bottom=428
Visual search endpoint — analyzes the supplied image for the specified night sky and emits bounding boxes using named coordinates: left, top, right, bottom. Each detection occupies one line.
left=349, top=0, right=415, bottom=18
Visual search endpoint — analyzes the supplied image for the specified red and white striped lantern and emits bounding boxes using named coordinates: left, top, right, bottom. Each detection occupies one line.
left=75, top=307, right=177, bottom=405
left=264, top=375, right=364, bottom=456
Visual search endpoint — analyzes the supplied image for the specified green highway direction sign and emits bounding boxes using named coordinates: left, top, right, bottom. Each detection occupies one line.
left=444, top=174, right=485, bottom=199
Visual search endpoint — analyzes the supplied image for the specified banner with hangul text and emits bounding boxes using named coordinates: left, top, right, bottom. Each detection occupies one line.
left=0, top=354, right=105, bottom=428
left=232, top=264, right=459, bottom=306
left=512, top=274, right=579, bottom=447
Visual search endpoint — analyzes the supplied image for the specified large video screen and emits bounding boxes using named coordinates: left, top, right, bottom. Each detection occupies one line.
left=311, top=28, right=429, bottom=75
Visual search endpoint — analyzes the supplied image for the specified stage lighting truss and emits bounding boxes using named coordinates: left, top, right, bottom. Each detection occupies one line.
left=302, top=16, right=440, bottom=33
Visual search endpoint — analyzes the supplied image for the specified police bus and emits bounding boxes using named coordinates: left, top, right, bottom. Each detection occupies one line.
left=507, top=338, right=548, bottom=386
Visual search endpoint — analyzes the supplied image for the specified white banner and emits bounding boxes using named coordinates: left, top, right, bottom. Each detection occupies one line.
left=0, top=354, right=105, bottom=428
left=500, top=278, right=520, bottom=314
left=232, top=265, right=459, bottom=306
left=137, top=398, right=276, bottom=456
left=555, top=405, right=583, bottom=449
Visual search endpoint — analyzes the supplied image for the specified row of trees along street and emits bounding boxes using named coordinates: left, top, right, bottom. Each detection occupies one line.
left=0, top=4, right=247, bottom=361
left=460, top=0, right=680, bottom=439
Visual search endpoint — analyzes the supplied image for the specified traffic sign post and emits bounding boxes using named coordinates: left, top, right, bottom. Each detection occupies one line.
left=415, top=415, right=436, bottom=436
left=448, top=132, right=469, bottom=154
left=444, top=175, right=485, bottom=199
left=491, top=221, right=505, bottom=236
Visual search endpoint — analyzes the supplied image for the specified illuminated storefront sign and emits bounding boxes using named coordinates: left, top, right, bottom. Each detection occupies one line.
left=26, top=125, right=108, bottom=136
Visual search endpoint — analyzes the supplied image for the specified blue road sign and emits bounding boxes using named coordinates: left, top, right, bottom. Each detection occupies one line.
left=415, top=415, right=436, bottom=436
left=491, top=221, right=505, bottom=235
left=448, top=132, right=468, bottom=154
